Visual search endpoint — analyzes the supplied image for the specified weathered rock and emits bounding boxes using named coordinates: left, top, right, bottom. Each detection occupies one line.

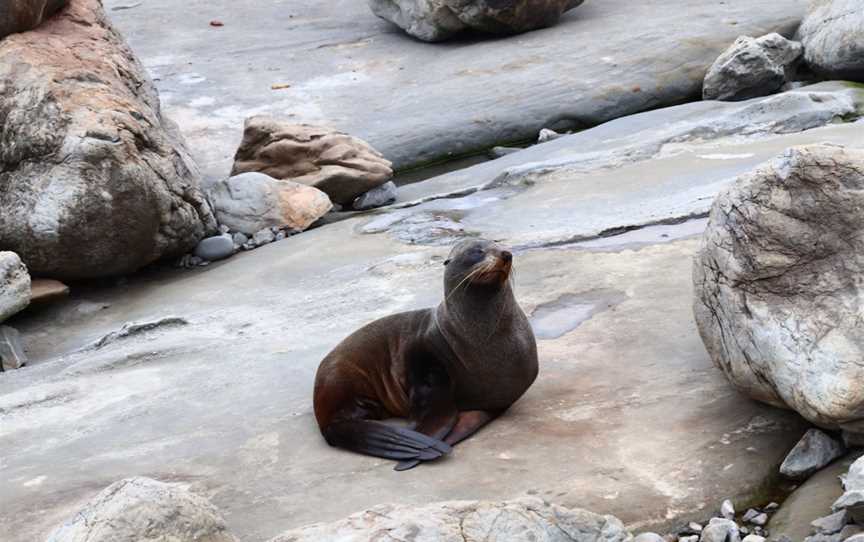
left=721, top=499, right=736, bottom=520
left=811, top=510, right=848, bottom=535
left=0, top=252, right=30, bottom=322
left=700, top=518, right=740, bottom=542
left=634, top=533, right=664, bottom=542
left=268, top=497, right=630, bottom=542
left=781, top=429, right=846, bottom=481
left=703, top=33, right=803, bottom=101
left=798, top=0, right=864, bottom=81
left=843, top=529, right=864, bottom=541
left=352, top=181, right=397, bottom=210
left=0, top=0, right=216, bottom=280
left=28, top=279, right=69, bottom=307
left=368, top=0, right=585, bottom=42
left=844, top=456, right=864, bottom=491
left=47, top=477, right=238, bottom=542
left=693, top=144, right=864, bottom=434
left=253, top=228, right=276, bottom=246
left=193, top=234, right=235, bottom=261
left=538, top=128, right=564, bottom=143
left=0, top=325, right=27, bottom=371
left=833, top=491, right=864, bottom=523
left=209, top=172, right=332, bottom=236
left=0, top=0, right=66, bottom=39
left=231, top=118, right=392, bottom=206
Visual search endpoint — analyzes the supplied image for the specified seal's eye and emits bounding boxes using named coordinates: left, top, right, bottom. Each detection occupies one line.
left=443, top=259, right=451, bottom=266
left=466, top=246, right=485, bottom=263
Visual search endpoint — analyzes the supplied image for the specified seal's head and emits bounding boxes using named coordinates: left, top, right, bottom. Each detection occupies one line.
left=443, top=239, right=513, bottom=291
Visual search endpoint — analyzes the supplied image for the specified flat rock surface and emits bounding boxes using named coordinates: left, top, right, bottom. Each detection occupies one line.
left=101, top=0, right=805, bottom=182
left=7, top=85, right=864, bottom=541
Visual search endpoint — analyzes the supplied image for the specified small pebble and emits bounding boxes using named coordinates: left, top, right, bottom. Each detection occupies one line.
left=749, top=513, right=767, bottom=526
left=276, top=231, right=286, bottom=241
left=678, top=536, right=698, bottom=542
left=741, top=536, right=765, bottom=542
left=218, top=224, right=230, bottom=234
left=232, top=232, right=248, bottom=248
left=742, top=509, right=760, bottom=523
left=764, top=502, right=779, bottom=511
left=193, top=234, right=234, bottom=261
left=687, top=522, right=703, bottom=533
left=633, top=533, right=664, bottom=542
left=189, top=256, right=203, bottom=266
left=253, top=228, right=275, bottom=246
left=538, top=128, right=562, bottom=143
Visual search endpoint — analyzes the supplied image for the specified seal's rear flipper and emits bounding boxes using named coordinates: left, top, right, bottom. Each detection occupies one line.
left=324, top=420, right=451, bottom=462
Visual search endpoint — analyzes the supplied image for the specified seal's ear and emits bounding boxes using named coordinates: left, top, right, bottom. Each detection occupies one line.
left=443, top=259, right=451, bottom=266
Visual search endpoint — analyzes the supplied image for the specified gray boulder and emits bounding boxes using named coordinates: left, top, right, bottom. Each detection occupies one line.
left=0, top=0, right=216, bottom=281
left=368, top=0, right=585, bottom=42
left=703, top=33, right=803, bottom=101
left=694, top=144, right=864, bottom=435
left=0, top=0, right=66, bottom=39
left=700, top=518, right=740, bottom=542
left=798, top=0, right=864, bottom=81
left=353, top=181, right=398, bottom=210
left=780, top=429, right=845, bottom=480
left=209, top=172, right=332, bottom=236
left=268, top=497, right=631, bottom=542
left=47, top=477, right=238, bottom=542
left=0, top=252, right=30, bottom=323
left=231, top=117, right=393, bottom=206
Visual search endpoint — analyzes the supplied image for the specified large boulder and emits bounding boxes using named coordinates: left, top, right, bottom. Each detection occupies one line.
left=0, top=0, right=66, bottom=39
left=0, top=0, right=216, bottom=281
left=47, top=477, right=239, bottom=542
left=703, top=33, right=803, bottom=101
left=231, top=117, right=393, bottom=206
left=798, top=0, right=864, bottom=81
left=368, top=0, right=585, bottom=42
left=693, top=144, right=864, bottom=434
left=209, top=172, right=333, bottom=235
left=0, top=252, right=30, bottom=322
left=268, top=497, right=631, bottom=541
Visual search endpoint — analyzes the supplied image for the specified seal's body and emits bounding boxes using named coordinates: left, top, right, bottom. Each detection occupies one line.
left=313, top=239, right=538, bottom=470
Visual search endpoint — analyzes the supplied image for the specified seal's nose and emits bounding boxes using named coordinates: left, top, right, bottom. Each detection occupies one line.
left=501, top=251, right=512, bottom=263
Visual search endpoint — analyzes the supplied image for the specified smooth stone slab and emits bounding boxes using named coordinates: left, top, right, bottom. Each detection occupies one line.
left=101, top=0, right=805, bottom=181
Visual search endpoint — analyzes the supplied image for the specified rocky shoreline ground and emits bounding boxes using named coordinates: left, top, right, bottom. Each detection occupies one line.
left=3, top=0, right=864, bottom=541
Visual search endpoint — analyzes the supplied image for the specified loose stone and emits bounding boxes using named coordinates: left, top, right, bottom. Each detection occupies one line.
left=193, top=235, right=235, bottom=262
left=634, top=533, right=665, bottom=542
left=780, top=429, right=846, bottom=481
left=701, top=518, right=740, bottom=542
left=811, top=510, right=848, bottom=535
left=538, top=128, right=563, bottom=143
left=721, top=499, right=736, bottom=520
left=0, top=325, right=27, bottom=371
left=253, top=228, right=276, bottom=246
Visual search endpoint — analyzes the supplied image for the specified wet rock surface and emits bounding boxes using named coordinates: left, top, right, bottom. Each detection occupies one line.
left=0, top=0, right=66, bottom=39
left=798, top=0, right=864, bottom=81
left=269, top=497, right=629, bottom=542
left=231, top=118, right=393, bottom=206
left=47, top=477, right=238, bottom=542
left=703, top=33, right=803, bottom=101
left=694, top=144, right=864, bottom=434
left=0, top=0, right=216, bottom=280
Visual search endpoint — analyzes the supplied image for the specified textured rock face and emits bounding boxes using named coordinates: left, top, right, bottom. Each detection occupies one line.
left=703, top=33, right=803, bottom=101
left=694, top=144, right=864, bottom=433
left=798, top=0, right=864, bottom=80
left=269, top=497, right=631, bottom=542
left=0, top=0, right=216, bottom=281
left=369, top=0, right=585, bottom=42
left=232, top=118, right=393, bottom=206
left=0, top=252, right=30, bottom=323
left=780, top=429, right=845, bottom=481
left=47, top=477, right=238, bottom=542
left=0, top=0, right=66, bottom=39
left=209, top=172, right=333, bottom=235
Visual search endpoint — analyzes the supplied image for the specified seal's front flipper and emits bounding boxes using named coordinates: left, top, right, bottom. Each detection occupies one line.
left=398, top=346, right=459, bottom=471
left=444, top=410, right=502, bottom=446
left=324, top=420, right=451, bottom=461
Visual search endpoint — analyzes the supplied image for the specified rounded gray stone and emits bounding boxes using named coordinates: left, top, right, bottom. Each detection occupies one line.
left=193, top=234, right=235, bottom=261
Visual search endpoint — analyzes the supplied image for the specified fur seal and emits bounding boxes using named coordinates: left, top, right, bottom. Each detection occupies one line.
left=313, top=238, right=538, bottom=470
